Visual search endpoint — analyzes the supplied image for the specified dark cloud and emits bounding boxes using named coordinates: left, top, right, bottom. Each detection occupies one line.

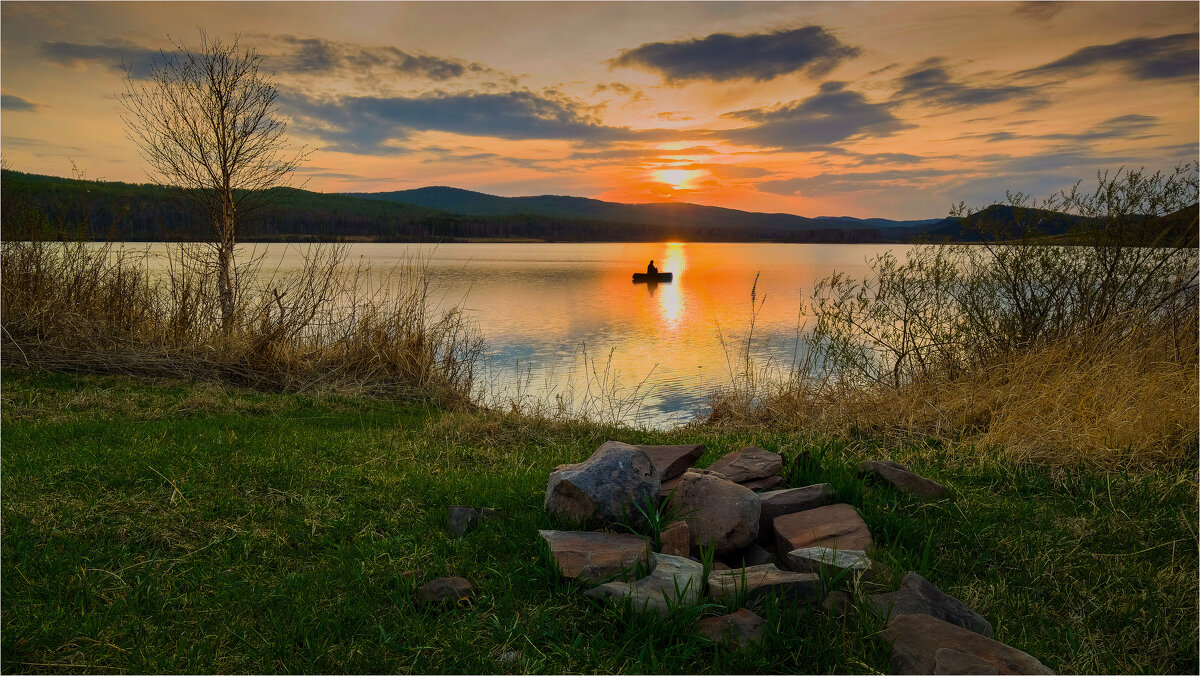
left=610, top=26, right=859, bottom=83
left=38, top=39, right=163, bottom=78
left=1014, top=2, right=1066, bottom=21
left=280, top=89, right=642, bottom=155
left=721, top=81, right=911, bottom=151
left=963, top=115, right=1162, bottom=144
left=894, top=58, right=1048, bottom=110
left=265, top=35, right=490, bottom=81
left=1020, top=33, right=1198, bottom=80
left=1, top=94, right=39, bottom=112
left=758, top=168, right=956, bottom=196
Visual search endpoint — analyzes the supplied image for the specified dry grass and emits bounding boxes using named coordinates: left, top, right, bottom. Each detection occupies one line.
left=1, top=238, right=483, bottom=403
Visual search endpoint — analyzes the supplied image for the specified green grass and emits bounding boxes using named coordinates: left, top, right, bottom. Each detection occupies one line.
left=2, top=369, right=1196, bottom=673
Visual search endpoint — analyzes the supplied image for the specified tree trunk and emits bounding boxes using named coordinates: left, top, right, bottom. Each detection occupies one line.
left=217, top=198, right=236, bottom=332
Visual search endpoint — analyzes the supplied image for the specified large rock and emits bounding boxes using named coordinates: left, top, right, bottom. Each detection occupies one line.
left=635, top=444, right=704, bottom=480
left=721, top=542, right=774, bottom=569
left=708, top=563, right=823, bottom=606
left=697, top=608, right=764, bottom=648
left=667, top=469, right=761, bottom=554
left=544, top=441, right=660, bottom=525
left=739, top=475, right=784, bottom=492
left=880, top=613, right=1053, bottom=674
left=585, top=553, right=705, bottom=616
left=538, top=530, right=651, bottom=583
left=786, top=546, right=873, bottom=579
left=872, top=571, right=993, bottom=637
left=774, top=503, right=872, bottom=555
left=660, top=520, right=690, bottom=557
left=858, top=460, right=949, bottom=500
left=707, top=446, right=784, bottom=483
left=757, top=484, right=833, bottom=543
left=415, top=577, right=473, bottom=606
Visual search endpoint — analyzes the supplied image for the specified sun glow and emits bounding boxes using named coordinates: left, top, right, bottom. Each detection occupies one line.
left=653, top=168, right=705, bottom=190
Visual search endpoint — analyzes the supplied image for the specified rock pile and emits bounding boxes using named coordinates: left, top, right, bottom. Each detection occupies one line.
left=536, top=440, right=1053, bottom=673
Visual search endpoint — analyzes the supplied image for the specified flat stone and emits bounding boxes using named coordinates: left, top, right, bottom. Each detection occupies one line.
left=739, top=475, right=784, bottom=492
left=635, top=444, right=705, bottom=481
left=881, top=613, right=1053, bottom=674
left=667, top=469, right=761, bottom=554
left=774, top=503, right=872, bottom=555
left=659, top=475, right=682, bottom=500
left=415, top=577, right=473, bottom=606
left=585, top=553, right=705, bottom=616
left=660, top=520, right=690, bottom=557
left=447, top=506, right=498, bottom=536
left=757, top=484, right=834, bottom=544
left=858, top=460, right=949, bottom=500
left=538, top=530, right=651, bottom=583
left=822, top=590, right=854, bottom=617
left=707, top=446, right=784, bottom=483
left=786, top=546, right=873, bottom=579
left=872, top=571, right=993, bottom=637
left=544, top=441, right=660, bottom=525
left=721, top=542, right=774, bottom=569
left=697, top=608, right=764, bottom=648
left=708, top=563, right=823, bottom=606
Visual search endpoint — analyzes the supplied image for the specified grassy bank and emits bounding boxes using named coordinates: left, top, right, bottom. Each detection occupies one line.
left=2, top=369, right=1195, bottom=673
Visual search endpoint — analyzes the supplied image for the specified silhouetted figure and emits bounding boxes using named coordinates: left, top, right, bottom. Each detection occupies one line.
left=647, top=260, right=658, bottom=275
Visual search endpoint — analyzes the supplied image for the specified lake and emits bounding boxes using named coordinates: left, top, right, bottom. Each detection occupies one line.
left=131, top=242, right=910, bottom=427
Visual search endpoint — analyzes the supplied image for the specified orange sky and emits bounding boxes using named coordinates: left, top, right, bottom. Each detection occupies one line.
left=1, top=1, right=1196, bottom=219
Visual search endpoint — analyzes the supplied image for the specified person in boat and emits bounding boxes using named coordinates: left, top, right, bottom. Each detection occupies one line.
left=646, top=260, right=658, bottom=275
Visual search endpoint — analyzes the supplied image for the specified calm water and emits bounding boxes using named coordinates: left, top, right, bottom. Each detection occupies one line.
left=132, top=242, right=910, bottom=427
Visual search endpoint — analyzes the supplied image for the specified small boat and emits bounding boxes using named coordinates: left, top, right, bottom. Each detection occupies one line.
left=632, top=271, right=673, bottom=283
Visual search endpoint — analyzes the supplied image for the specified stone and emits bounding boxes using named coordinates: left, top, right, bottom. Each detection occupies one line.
left=757, top=484, right=833, bottom=544
left=585, top=553, right=705, bottom=616
left=822, top=590, right=854, bottom=617
left=707, top=446, right=784, bottom=483
left=660, top=520, right=690, bottom=557
left=721, top=542, right=774, bottom=569
left=786, top=546, right=873, bottom=579
left=415, top=576, right=473, bottom=606
left=858, top=460, right=949, bottom=500
left=739, top=475, right=785, bottom=492
left=773, top=503, right=872, bottom=555
left=544, top=441, right=660, bottom=525
left=659, top=475, right=682, bottom=500
left=880, top=613, right=1053, bottom=674
left=447, top=506, right=497, bottom=536
left=635, top=444, right=705, bottom=480
left=708, top=563, right=823, bottom=606
left=667, top=469, right=761, bottom=554
left=697, top=608, right=764, bottom=648
left=538, top=530, right=651, bottom=583
left=872, top=571, right=993, bottom=637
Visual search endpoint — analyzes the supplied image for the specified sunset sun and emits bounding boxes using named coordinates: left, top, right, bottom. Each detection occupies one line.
left=654, top=168, right=701, bottom=190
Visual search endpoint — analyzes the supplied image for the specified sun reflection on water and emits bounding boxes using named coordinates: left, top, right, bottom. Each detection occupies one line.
left=656, top=242, right=686, bottom=327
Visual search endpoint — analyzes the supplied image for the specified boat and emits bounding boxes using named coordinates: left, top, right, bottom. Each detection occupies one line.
left=632, top=272, right=673, bottom=283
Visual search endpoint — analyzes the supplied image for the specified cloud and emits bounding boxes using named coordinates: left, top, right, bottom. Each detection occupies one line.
left=263, top=35, right=496, bottom=82
left=1014, top=2, right=1066, bottom=21
left=963, top=115, right=1162, bottom=144
left=281, top=89, right=643, bottom=155
left=758, top=168, right=957, bottom=197
left=1, top=94, right=39, bottom=112
left=610, top=26, right=859, bottom=83
left=1020, top=33, right=1198, bottom=80
left=38, top=39, right=163, bottom=77
left=721, top=81, right=911, bottom=151
left=893, top=58, right=1048, bottom=109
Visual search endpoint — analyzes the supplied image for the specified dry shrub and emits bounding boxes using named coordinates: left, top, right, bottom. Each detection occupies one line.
left=1, top=238, right=483, bottom=403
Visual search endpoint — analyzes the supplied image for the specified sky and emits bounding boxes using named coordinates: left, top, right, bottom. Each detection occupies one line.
left=1, top=1, right=1196, bottom=219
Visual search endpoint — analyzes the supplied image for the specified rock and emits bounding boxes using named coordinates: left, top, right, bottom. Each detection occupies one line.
left=544, top=441, right=660, bottom=525
left=858, top=460, right=949, bottom=500
left=659, top=475, right=682, bottom=500
left=822, top=590, right=854, bottom=617
left=660, top=520, right=690, bottom=557
left=707, top=446, right=784, bottom=483
left=773, top=503, right=872, bottom=555
left=497, top=651, right=519, bottom=664
left=415, top=576, right=473, bottom=606
left=538, top=530, right=651, bottom=583
left=880, top=613, right=1053, bottom=674
left=757, top=484, right=833, bottom=544
left=721, top=542, right=774, bottom=568
left=635, top=444, right=705, bottom=480
left=712, top=560, right=731, bottom=571
left=739, top=475, right=785, bottom=492
left=447, top=506, right=498, bottom=536
left=872, top=571, right=993, bottom=637
left=708, top=563, right=823, bottom=606
left=786, top=546, right=873, bottom=579
left=585, top=553, right=705, bottom=616
left=697, top=608, right=765, bottom=648
left=667, top=469, right=761, bottom=554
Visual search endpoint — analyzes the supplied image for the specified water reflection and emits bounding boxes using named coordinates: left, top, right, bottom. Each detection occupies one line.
left=656, top=242, right=685, bottom=327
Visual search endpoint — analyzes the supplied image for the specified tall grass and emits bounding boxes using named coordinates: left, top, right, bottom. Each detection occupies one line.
left=1, top=234, right=483, bottom=403
left=708, top=165, right=1199, bottom=468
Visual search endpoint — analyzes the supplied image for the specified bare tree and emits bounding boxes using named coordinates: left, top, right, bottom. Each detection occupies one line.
left=119, top=30, right=310, bottom=331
